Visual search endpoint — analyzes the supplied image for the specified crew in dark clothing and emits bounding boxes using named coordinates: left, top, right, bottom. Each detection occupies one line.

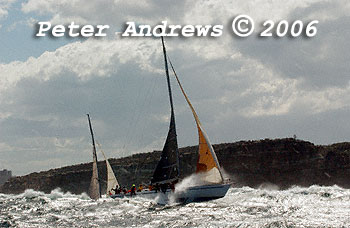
left=170, top=180, right=178, bottom=191
left=170, top=182, right=175, bottom=191
left=154, top=183, right=160, bottom=193
left=115, top=185, right=121, bottom=194
left=130, top=184, right=136, bottom=197
left=111, top=185, right=120, bottom=195
left=160, top=183, right=167, bottom=193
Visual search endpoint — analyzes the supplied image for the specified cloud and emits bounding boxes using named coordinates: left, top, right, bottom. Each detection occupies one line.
left=0, top=0, right=16, bottom=21
left=0, top=38, right=177, bottom=174
left=1, top=0, right=350, bottom=175
left=0, top=38, right=161, bottom=93
left=21, top=0, right=188, bottom=26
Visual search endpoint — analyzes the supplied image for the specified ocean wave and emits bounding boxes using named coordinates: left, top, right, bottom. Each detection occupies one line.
left=0, top=185, right=349, bottom=227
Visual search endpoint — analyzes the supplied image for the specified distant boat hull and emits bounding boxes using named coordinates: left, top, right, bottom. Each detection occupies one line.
left=110, top=183, right=230, bottom=204
left=110, top=189, right=171, bottom=200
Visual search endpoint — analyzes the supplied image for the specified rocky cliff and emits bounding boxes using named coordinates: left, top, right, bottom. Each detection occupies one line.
left=1, top=138, right=350, bottom=194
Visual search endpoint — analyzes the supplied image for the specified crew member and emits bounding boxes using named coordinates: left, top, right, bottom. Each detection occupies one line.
left=111, top=185, right=119, bottom=195
left=130, top=184, right=136, bottom=197
left=122, top=186, right=127, bottom=194
left=138, top=184, right=143, bottom=192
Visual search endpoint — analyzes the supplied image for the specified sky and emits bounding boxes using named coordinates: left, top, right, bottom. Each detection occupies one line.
left=0, top=0, right=349, bottom=176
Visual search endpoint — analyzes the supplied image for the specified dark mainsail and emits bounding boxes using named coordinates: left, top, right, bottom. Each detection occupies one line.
left=87, top=114, right=101, bottom=199
left=151, top=37, right=180, bottom=184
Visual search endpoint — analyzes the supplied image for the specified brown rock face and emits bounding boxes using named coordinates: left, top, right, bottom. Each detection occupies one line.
left=1, top=138, right=350, bottom=195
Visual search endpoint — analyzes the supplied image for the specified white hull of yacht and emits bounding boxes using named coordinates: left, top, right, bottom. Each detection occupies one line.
left=110, top=183, right=230, bottom=204
left=175, top=183, right=231, bottom=203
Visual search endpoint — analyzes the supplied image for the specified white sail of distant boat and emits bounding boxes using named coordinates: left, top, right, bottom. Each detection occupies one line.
left=97, top=142, right=119, bottom=195
left=168, top=59, right=224, bottom=184
left=87, top=114, right=101, bottom=200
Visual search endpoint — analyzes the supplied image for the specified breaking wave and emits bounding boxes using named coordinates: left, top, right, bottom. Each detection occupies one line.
left=1, top=185, right=350, bottom=227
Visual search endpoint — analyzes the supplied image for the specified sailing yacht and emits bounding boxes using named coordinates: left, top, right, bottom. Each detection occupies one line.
left=111, top=37, right=229, bottom=202
left=87, top=115, right=120, bottom=199
left=109, top=36, right=179, bottom=201
left=87, top=114, right=101, bottom=200
left=88, top=37, right=230, bottom=203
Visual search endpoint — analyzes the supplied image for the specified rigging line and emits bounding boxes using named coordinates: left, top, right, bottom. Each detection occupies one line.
left=121, top=42, right=167, bottom=157
left=106, top=69, right=126, bottom=159
left=121, top=71, right=148, bottom=155
left=121, top=78, right=140, bottom=151
left=125, top=72, right=155, bottom=154
left=129, top=73, right=153, bottom=148
left=96, top=140, right=118, bottom=177
left=132, top=74, right=157, bottom=143
left=128, top=39, right=174, bottom=154
left=167, top=57, right=201, bottom=126
left=136, top=74, right=159, bottom=150
left=133, top=144, right=152, bottom=177
left=96, top=140, right=108, bottom=160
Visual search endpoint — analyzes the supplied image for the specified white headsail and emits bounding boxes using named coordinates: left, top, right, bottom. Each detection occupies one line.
left=97, top=142, right=119, bottom=195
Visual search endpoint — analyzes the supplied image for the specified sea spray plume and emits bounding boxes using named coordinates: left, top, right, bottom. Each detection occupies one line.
left=258, top=183, right=280, bottom=191
left=168, top=172, right=215, bottom=204
left=21, top=188, right=90, bottom=201
left=21, top=188, right=45, bottom=201
left=168, top=173, right=201, bottom=204
left=175, top=173, right=210, bottom=192
left=154, top=193, right=169, bottom=205
left=220, top=168, right=237, bottom=184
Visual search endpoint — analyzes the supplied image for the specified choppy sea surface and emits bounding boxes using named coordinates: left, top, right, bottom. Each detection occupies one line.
left=1, top=185, right=349, bottom=227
